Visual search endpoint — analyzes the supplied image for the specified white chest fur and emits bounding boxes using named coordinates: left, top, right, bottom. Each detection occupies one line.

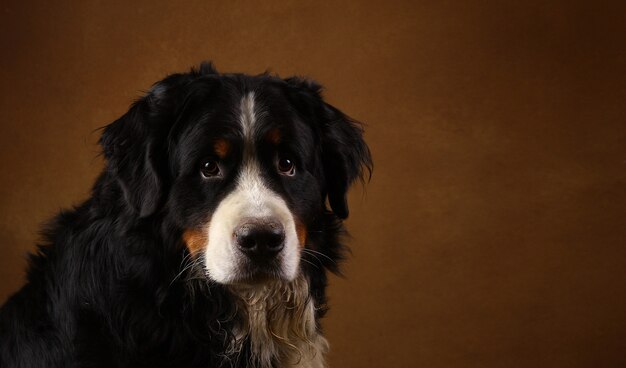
left=227, top=275, right=329, bottom=368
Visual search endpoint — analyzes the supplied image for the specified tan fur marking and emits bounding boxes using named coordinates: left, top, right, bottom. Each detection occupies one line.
left=266, top=128, right=282, bottom=145
left=182, top=228, right=207, bottom=255
left=296, top=221, right=307, bottom=247
left=214, top=138, right=231, bottom=158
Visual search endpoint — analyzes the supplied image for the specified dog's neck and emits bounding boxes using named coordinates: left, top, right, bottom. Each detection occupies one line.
left=227, top=274, right=328, bottom=368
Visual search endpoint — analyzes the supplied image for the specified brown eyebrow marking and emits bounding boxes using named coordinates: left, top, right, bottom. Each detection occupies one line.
left=214, top=138, right=231, bottom=158
left=266, top=128, right=281, bottom=145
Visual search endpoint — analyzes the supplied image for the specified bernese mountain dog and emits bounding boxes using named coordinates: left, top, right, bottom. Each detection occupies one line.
left=0, top=62, right=372, bottom=368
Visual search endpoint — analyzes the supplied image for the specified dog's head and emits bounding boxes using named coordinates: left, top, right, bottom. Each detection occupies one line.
left=100, top=62, right=371, bottom=285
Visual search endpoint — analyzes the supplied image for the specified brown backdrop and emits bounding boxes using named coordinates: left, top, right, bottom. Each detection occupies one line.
left=1, top=1, right=625, bottom=367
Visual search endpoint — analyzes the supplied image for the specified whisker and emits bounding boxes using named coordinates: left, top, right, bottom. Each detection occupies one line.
left=301, top=249, right=322, bottom=265
left=302, top=248, right=336, bottom=265
left=170, top=255, right=200, bottom=286
left=300, top=257, right=320, bottom=270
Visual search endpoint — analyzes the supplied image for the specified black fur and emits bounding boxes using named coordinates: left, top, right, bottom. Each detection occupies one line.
left=0, top=62, right=372, bottom=368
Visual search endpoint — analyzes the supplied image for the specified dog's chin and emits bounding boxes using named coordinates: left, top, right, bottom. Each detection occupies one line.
left=230, top=271, right=283, bottom=286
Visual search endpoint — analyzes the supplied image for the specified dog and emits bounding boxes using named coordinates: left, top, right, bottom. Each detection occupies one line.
left=0, top=62, right=371, bottom=368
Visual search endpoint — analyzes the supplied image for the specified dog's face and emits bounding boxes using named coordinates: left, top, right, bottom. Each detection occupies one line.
left=100, top=63, right=371, bottom=285
left=172, top=88, right=322, bottom=284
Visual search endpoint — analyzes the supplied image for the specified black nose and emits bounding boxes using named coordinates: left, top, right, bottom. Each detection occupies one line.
left=235, top=220, right=285, bottom=259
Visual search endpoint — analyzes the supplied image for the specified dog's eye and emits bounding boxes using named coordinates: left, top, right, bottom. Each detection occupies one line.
left=277, top=157, right=295, bottom=176
left=200, top=160, right=221, bottom=178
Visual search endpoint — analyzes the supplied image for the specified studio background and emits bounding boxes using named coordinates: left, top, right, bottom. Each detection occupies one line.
left=1, top=1, right=625, bottom=367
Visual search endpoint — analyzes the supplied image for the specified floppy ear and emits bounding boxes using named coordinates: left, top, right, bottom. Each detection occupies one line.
left=100, top=96, right=164, bottom=218
left=99, top=61, right=219, bottom=217
left=284, top=77, right=373, bottom=219
left=320, top=103, right=372, bottom=219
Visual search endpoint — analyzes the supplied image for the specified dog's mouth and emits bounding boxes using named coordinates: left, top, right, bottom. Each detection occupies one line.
left=229, top=254, right=296, bottom=285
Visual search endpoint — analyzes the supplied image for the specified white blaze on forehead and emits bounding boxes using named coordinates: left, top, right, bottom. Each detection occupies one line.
left=237, top=92, right=267, bottom=212
left=239, top=92, right=257, bottom=144
left=204, top=92, right=300, bottom=284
